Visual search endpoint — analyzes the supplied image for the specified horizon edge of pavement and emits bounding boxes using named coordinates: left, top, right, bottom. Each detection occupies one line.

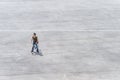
left=0, top=30, right=120, bottom=32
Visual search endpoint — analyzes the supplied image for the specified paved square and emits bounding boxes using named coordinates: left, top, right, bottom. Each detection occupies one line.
left=0, top=0, right=120, bottom=80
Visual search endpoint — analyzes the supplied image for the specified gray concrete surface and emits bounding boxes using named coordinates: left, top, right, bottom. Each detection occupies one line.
left=0, top=0, right=120, bottom=30
left=0, top=0, right=120, bottom=80
left=1, top=31, right=120, bottom=80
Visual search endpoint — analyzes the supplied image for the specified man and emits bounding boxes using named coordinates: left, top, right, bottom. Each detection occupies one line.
left=31, top=33, right=39, bottom=54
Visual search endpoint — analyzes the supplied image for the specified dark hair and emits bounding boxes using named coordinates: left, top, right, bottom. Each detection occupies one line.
left=33, top=33, right=36, bottom=35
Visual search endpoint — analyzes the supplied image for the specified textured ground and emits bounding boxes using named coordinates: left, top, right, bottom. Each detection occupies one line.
left=0, top=0, right=120, bottom=80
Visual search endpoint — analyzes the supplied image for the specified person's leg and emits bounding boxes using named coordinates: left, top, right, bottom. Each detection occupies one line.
left=36, top=43, right=39, bottom=53
left=36, top=44, right=43, bottom=56
left=31, top=43, right=35, bottom=52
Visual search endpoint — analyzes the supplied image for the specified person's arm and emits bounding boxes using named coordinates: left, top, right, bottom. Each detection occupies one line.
left=37, top=37, right=39, bottom=44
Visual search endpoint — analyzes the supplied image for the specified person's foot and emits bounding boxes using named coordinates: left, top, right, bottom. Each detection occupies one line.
left=31, top=51, right=34, bottom=54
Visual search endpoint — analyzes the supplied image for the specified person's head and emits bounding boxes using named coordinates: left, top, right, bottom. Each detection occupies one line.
left=33, top=33, right=36, bottom=36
